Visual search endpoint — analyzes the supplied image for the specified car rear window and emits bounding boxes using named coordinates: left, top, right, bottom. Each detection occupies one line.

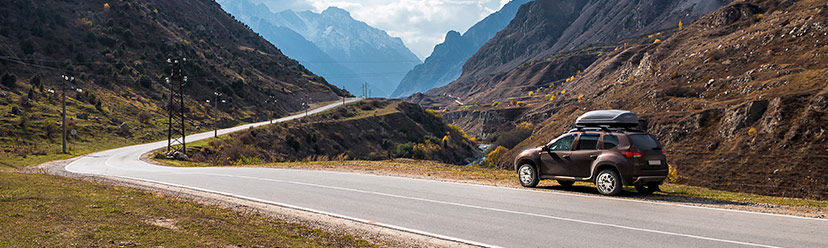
left=602, top=135, right=619, bottom=149
left=628, top=134, right=661, bottom=150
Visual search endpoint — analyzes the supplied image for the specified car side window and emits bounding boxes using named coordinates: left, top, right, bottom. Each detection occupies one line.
left=576, top=134, right=600, bottom=150
left=603, top=135, right=619, bottom=150
left=548, top=135, right=575, bottom=151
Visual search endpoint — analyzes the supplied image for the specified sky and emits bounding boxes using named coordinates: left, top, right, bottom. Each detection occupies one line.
left=253, top=0, right=511, bottom=60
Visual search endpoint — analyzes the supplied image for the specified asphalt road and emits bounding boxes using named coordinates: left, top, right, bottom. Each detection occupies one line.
left=65, top=98, right=828, bottom=248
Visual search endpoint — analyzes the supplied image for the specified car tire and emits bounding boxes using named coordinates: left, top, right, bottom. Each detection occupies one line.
left=518, top=164, right=539, bottom=188
left=557, top=180, right=575, bottom=188
left=595, top=169, right=623, bottom=196
left=635, top=183, right=660, bottom=195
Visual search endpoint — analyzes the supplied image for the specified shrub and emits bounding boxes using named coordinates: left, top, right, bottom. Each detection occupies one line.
left=515, top=101, right=526, bottom=107
left=667, top=164, right=679, bottom=183
left=491, top=102, right=500, bottom=107
left=1, top=72, right=17, bottom=88
left=425, top=109, right=441, bottom=118
left=137, top=111, right=152, bottom=124
left=394, top=142, right=416, bottom=158
left=20, top=38, right=35, bottom=55
left=138, top=75, right=152, bottom=88
left=95, top=99, right=103, bottom=111
left=484, top=146, right=508, bottom=168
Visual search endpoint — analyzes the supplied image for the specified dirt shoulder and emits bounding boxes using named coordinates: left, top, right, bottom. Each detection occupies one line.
left=33, top=156, right=477, bottom=248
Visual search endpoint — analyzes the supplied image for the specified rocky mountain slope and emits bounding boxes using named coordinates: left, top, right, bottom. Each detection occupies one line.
left=429, top=0, right=827, bottom=199
left=0, top=0, right=345, bottom=160
left=423, top=0, right=731, bottom=104
left=391, top=0, right=532, bottom=98
left=219, top=0, right=421, bottom=97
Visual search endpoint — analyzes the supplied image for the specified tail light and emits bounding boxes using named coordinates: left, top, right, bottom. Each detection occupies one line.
left=662, top=150, right=667, bottom=156
left=623, top=151, right=642, bottom=158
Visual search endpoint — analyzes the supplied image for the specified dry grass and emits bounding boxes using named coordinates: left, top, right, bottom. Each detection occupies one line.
left=0, top=171, right=374, bottom=247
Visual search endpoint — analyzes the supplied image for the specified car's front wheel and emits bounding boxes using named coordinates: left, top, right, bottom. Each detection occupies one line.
left=518, top=164, right=539, bottom=188
left=595, top=169, right=623, bottom=196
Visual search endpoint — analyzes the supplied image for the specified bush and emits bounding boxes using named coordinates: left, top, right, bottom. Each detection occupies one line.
left=1, top=72, right=17, bottom=88
left=484, top=146, right=508, bottom=168
left=137, top=111, right=152, bottom=124
left=138, top=75, right=152, bottom=88
left=20, top=38, right=35, bottom=55
left=394, top=142, right=416, bottom=158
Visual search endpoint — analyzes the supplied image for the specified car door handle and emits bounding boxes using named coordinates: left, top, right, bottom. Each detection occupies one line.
left=589, top=154, right=598, bottom=159
left=562, top=155, right=570, bottom=159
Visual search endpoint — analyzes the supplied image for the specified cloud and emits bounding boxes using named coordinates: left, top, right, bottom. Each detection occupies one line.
left=252, top=0, right=505, bottom=59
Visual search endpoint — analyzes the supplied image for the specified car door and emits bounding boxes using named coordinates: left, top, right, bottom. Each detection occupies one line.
left=539, top=134, right=575, bottom=175
left=569, top=133, right=601, bottom=177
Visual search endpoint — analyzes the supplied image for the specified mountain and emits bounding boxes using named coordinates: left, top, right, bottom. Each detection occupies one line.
left=218, top=1, right=421, bottom=97
left=416, top=0, right=827, bottom=199
left=0, top=0, right=345, bottom=157
left=218, top=0, right=370, bottom=96
left=424, top=0, right=731, bottom=103
left=391, top=0, right=533, bottom=98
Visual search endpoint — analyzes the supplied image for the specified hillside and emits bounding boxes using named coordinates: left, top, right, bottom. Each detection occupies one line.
left=423, top=0, right=730, bottom=104
left=391, top=0, right=532, bottom=98
left=219, top=0, right=421, bottom=97
left=178, top=99, right=479, bottom=165
left=429, top=0, right=827, bottom=199
left=0, top=0, right=346, bottom=163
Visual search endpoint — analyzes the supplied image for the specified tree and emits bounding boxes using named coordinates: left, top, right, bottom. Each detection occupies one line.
left=1, top=72, right=17, bottom=88
left=20, top=38, right=35, bottom=55
left=138, top=75, right=152, bottom=88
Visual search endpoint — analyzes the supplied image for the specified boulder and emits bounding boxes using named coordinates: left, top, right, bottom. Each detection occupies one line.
left=119, top=123, right=130, bottom=133
left=10, top=105, right=21, bottom=115
left=76, top=113, right=89, bottom=120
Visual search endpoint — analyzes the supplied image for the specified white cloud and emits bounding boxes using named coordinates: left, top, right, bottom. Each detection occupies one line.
left=253, top=0, right=505, bottom=59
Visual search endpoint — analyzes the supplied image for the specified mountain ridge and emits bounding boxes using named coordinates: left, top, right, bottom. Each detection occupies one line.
left=391, top=0, right=532, bottom=98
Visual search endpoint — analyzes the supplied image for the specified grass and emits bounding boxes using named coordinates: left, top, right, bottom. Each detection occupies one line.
left=153, top=158, right=828, bottom=210
left=0, top=91, right=378, bottom=247
left=0, top=171, right=373, bottom=247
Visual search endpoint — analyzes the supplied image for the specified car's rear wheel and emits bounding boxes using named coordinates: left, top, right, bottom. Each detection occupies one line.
left=557, top=180, right=575, bottom=187
left=635, top=183, right=660, bottom=195
left=595, top=169, right=623, bottom=196
left=518, top=164, right=539, bottom=188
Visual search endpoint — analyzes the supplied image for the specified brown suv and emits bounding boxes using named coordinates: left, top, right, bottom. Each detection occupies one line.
left=513, top=110, right=667, bottom=195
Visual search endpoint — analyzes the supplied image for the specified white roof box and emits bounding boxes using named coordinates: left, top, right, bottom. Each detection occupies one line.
left=575, top=110, right=639, bottom=127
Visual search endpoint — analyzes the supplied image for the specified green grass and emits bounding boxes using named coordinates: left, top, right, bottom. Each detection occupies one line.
left=153, top=158, right=828, bottom=210
left=0, top=171, right=373, bottom=247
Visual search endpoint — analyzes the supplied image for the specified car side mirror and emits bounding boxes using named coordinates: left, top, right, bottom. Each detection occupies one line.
left=542, top=145, right=550, bottom=152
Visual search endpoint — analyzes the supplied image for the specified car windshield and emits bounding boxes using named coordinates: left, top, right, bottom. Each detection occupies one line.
left=628, top=134, right=661, bottom=150
left=548, top=135, right=575, bottom=151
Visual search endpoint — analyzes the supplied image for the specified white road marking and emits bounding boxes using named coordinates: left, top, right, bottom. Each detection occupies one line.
left=194, top=172, right=780, bottom=248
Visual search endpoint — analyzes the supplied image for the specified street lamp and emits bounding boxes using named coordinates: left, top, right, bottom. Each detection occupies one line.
left=212, top=91, right=223, bottom=138
left=60, top=74, right=75, bottom=154
left=265, top=95, right=277, bottom=124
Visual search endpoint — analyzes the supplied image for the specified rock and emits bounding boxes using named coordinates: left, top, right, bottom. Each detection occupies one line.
left=109, top=117, right=123, bottom=125
left=10, top=105, right=21, bottom=115
left=719, top=100, right=768, bottom=136
left=119, top=123, right=130, bottom=133
left=166, top=150, right=189, bottom=160
left=76, top=113, right=89, bottom=120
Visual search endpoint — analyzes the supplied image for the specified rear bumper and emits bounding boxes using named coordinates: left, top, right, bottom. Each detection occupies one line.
left=621, top=169, right=667, bottom=186
left=630, top=175, right=667, bottom=185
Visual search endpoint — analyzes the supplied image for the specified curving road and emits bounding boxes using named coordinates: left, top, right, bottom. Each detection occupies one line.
left=65, top=98, right=827, bottom=248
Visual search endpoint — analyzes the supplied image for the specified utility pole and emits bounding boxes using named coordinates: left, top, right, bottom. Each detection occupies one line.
left=166, top=58, right=187, bottom=154
left=209, top=90, right=223, bottom=138
left=303, top=94, right=310, bottom=117
left=266, top=95, right=276, bottom=124
left=59, top=75, right=75, bottom=154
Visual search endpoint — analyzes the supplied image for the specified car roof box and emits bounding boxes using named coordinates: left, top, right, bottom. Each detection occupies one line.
left=575, top=110, right=638, bottom=127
